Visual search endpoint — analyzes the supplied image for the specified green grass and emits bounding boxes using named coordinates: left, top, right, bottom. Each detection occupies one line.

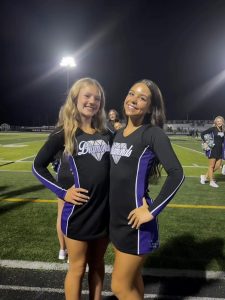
left=0, top=132, right=225, bottom=271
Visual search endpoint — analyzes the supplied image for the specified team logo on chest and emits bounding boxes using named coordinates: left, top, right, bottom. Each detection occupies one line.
left=78, top=140, right=110, bottom=161
left=111, top=142, right=133, bottom=164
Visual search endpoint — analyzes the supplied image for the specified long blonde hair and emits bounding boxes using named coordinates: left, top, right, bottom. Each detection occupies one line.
left=213, top=116, right=225, bottom=131
left=58, top=78, right=106, bottom=155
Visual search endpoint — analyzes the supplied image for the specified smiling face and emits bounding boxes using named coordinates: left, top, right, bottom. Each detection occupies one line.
left=124, top=82, right=151, bottom=121
left=76, top=84, right=101, bottom=119
left=214, top=117, right=224, bottom=128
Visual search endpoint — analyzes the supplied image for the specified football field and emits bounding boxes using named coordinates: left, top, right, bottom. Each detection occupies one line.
left=0, top=132, right=225, bottom=271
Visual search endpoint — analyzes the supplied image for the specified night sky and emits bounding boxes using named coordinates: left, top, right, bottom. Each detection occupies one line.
left=1, top=0, right=225, bottom=126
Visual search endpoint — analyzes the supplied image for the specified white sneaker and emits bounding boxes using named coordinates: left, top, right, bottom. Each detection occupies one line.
left=200, top=175, right=206, bottom=184
left=58, top=249, right=67, bottom=260
left=209, top=181, right=219, bottom=188
left=222, top=165, right=225, bottom=175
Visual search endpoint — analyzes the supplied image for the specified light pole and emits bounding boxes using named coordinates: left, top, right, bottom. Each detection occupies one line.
left=60, top=56, right=76, bottom=93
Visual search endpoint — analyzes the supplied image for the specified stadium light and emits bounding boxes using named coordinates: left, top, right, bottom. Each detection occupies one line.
left=60, top=56, right=77, bottom=92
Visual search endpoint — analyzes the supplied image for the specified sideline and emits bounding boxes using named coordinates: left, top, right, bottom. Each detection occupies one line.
left=1, top=285, right=224, bottom=300
left=1, top=260, right=225, bottom=280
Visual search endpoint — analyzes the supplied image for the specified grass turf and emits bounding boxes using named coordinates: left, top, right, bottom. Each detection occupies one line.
left=0, top=132, right=225, bottom=271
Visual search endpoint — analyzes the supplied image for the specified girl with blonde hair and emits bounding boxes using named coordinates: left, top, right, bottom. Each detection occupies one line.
left=51, top=105, right=67, bottom=261
left=33, top=78, right=112, bottom=299
left=200, top=116, right=225, bottom=188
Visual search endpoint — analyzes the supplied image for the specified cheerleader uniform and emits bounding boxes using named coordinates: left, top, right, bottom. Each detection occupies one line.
left=201, top=127, right=225, bottom=159
left=32, top=127, right=112, bottom=241
left=109, top=125, right=184, bottom=255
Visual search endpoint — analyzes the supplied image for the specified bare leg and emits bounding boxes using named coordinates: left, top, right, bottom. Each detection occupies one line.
left=207, top=158, right=216, bottom=182
left=64, top=237, right=88, bottom=300
left=56, top=199, right=66, bottom=251
left=111, top=247, right=146, bottom=300
left=214, top=159, right=222, bottom=173
left=204, top=171, right=209, bottom=181
left=87, top=237, right=109, bottom=300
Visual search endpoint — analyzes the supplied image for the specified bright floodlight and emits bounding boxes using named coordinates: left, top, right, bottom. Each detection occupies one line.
left=60, top=56, right=76, bottom=68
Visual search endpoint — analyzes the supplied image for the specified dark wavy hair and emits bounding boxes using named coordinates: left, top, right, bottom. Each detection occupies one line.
left=123, top=79, right=166, bottom=178
left=123, top=79, right=166, bottom=128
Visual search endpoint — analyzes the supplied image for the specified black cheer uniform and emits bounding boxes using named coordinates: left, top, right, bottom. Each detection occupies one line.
left=201, top=127, right=225, bottom=159
left=32, top=128, right=112, bottom=240
left=109, top=125, right=184, bottom=255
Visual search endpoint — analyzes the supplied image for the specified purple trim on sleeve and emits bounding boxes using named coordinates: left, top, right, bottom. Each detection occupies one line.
left=32, top=163, right=67, bottom=200
left=151, top=174, right=185, bottom=217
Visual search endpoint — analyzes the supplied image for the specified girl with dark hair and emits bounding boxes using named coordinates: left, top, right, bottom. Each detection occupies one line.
left=109, top=79, right=184, bottom=299
left=107, top=109, right=123, bottom=132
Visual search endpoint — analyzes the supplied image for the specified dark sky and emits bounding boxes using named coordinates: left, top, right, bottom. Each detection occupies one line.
left=1, top=0, right=225, bottom=126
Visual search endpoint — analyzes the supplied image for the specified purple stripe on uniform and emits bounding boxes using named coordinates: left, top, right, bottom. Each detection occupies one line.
left=136, top=148, right=155, bottom=207
left=136, top=148, right=157, bottom=254
left=32, top=163, right=67, bottom=200
left=61, top=201, right=75, bottom=235
left=68, top=155, right=80, bottom=188
left=61, top=155, right=80, bottom=236
left=139, top=197, right=159, bottom=254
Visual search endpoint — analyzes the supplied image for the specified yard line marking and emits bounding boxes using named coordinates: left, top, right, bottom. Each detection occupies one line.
left=4, top=199, right=58, bottom=203
left=0, top=160, right=13, bottom=162
left=168, top=204, right=225, bottom=209
left=183, top=165, right=207, bottom=168
left=2, top=144, right=27, bottom=148
left=16, top=155, right=35, bottom=162
left=1, top=260, right=225, bottom=279
left=172, top=144, right=204, bottom=155
left=3, top=198, right=225, bottom=209
left=15, top=161, right=33, bottom=163
left=0, top=285, right=64, bottom=294
left=0, top=170, right=32, bottom=172
left=0, top=286, right=223, bottom=300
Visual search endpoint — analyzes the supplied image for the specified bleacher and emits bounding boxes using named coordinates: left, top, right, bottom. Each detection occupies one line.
left=1, top=120, right=213, bottom=135
left=165, top=120, right=213, bottom=135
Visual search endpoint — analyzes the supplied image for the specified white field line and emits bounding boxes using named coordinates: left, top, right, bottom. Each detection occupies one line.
left=1, top=139, right=46, bottom=146
left=16, top=155, right=35, bottom=162
left=0, top=155, right=35, bottom=162
left=0, top=285, right=223, bottom=300
left=0, top=160, right=12, bottom=163
left=183, top=165, right=207, bottom=168
left=172, top=143, right=204, bottom=155
left=0, top=170, right=32, bottom=172
left=1, top=260, right=224, bottom=280
left=0, top=155, right=35, bottom=164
